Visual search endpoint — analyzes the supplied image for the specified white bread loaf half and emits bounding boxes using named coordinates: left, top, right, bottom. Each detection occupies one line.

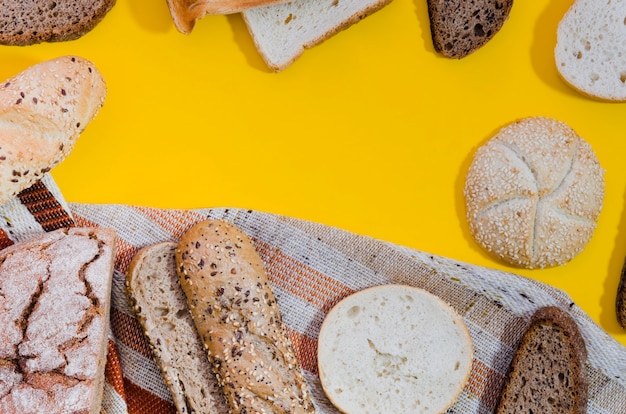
left=464, top=117, right=604, bottom=269
left=0, top=227, right=116, bottom=414
left=318, top=284, right=473, bottom=414
left=555, top=0, right=626, bottom=101
left=125, top=242, right=229, bottom=414
left=243, top=0, right=394, bottom=71
left=176, top=220, right=315, bottom=413
left=0, top=56, right=106, bottom=205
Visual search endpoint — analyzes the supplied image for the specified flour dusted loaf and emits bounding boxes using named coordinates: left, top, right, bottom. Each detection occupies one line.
left=243, top=0, right=394, bottom=71
left=176, top=220, right=315, bottom=413
left=0, top=56, right=106, bottom=206
left=317, top=284, right=473, bottom=414
left=427, top=0, right=513, bottom=58
left=495, top=306, right=588, bottom=413
left=0, top=0, right=116, bottom=45
left=0, top=227, right=116, bottom=414
left=126, top=242, right=229, bottom=414
left=555, top=0, right=626, bottom=101
left=464, top=116, right=604, bottom=269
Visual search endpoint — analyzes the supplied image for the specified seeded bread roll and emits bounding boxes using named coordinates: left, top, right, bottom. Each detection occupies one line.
left=176, top=220, right=315, bottom=414
left=495, top=306, right=588, bottom=413
left=126, top=242, right=229, bottom=414
left=464, top=116, right=604, bottom=269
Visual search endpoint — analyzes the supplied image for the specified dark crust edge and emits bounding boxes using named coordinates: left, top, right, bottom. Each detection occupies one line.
left=495, top=306, right=588, bottom=414
left=616, top=259, right=626, bottom=328
left=0, top=0, right=117, bottom=46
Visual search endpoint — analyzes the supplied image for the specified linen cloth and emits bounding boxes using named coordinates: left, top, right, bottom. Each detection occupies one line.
left=2, top=177, right=626, bottom=413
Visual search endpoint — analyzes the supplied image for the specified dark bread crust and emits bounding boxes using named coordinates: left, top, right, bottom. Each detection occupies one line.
left=0, top=0, right=117, bottom=46
left=495, top=306, right=588, bottom=414
left=427, top=0, right=513, bottom=59
left=616, top=260, right=626, bottom=328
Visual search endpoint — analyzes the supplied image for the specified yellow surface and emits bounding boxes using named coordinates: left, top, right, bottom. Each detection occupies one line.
left=1, top=0, right=626, bottom=346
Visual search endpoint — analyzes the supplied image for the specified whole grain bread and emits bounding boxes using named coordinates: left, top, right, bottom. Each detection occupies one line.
left=0, top=0, right=116, bottom=46
left=243, top=0, right=394, bottom=71
left=495, top=306, right=588, bottom=414
left=0, top=227, right=116, bottom=414
left=616, top=259, right=626, bottom=329
left=317, top=284, right=473, bottom=413
left=125, top=242, right=229, bottom=414
left=0, top=56, right=106, bottom=206
left=555, top=0, right=626, bottom=101
left=464, top=117, right=604, bottom=269
left=176, top=220, right=315, bottom=413
left=427, top=0, right=513, bottom=59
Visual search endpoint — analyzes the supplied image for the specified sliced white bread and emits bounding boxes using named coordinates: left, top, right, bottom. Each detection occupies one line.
left=242, top=0, right=394, bottom=71
left=555, top=0, right=626, bottom=101
left=317, top=284, right=473, bottom=414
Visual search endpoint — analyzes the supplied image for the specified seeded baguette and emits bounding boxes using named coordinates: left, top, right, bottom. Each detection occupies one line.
left=126, top=242, right=229, bottom=414
left=176, top=220, right=315, bottom=414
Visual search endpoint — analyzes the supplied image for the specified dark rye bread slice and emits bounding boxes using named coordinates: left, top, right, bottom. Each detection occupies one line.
left=495, top=306, right=588, bottom=414
left=616, top=260, right=626, bottom=329
left=0, top=0, right=117, bottom=46
left=427, top=0, right=513, bottom=59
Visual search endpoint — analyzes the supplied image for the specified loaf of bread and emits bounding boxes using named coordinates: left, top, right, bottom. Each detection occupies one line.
left=126, top=242, right=229, bottom=414
left=555, top=0, right=626, bottom=101
left=317, top=284, right=473, bottom=413
left=176, top=220, right=315, bottom=413
left=427, top=0, right=513, bottom=58
left=495, top=306, right=588, bottom=413
left=243, top=0, right=394, bottom=71
left=464, top=116, right=604, bottom=269
left=0, top=56, right=106, bottom=206
left=0, top=0, right=116, bottom=45
left=0, top=227, right=116, bottom=414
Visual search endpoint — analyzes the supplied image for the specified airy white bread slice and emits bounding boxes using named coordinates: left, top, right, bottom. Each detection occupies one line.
left=242, top=0, right=394, bottom=71
left=167, top=0, right=296, bottom=34
left=0, top=56, right=106, bottom=205
left=125, top=242, right=229, bottom=414
left=318, top=284, right=473, bottom=413
left=0, top=227, right=116, bottom=414
left=555, top=0, right=626, bottom=101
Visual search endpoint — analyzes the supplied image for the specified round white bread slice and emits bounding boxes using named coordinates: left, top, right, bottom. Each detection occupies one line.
left=317, top=284, right=473, bottom=414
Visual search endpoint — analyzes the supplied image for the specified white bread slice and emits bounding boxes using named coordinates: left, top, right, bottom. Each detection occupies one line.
left=0, top=227, right=116, bottom=414
left=555, top=0, right=626, bottom=101
left=125, top=242, right=228, bottom=414
left=317, top=284, right=473, bottom=414
left=242, top=0, right=394, bottom=71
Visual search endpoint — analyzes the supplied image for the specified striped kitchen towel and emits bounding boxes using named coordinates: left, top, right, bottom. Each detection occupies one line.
left=3, top=178, right=626, bottom=413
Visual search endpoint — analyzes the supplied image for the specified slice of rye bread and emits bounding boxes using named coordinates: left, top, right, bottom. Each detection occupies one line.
left=427, top=0, right=513, bottom=59
left=616, top=260, right=626, bottom=329
left=495, top=306, right=588, bottom=414
left=125, top=242, right=229, bottom=414
left=0, top=0, right=117, bottom=46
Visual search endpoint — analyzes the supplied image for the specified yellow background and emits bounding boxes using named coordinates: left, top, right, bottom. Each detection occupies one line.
left=1, top=0, right=626, bottom=347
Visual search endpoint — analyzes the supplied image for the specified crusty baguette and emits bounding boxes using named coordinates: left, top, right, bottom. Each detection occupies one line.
left=555, top=0, right=626, bottom=101
left=167, top=0, right=295, bottom=34
left=126, top=242, right=229, bottom=414
left=495, top=306, right=588, bottom=414
left=0, top=0, right=116, bottom=45
left=242, top=0, right=394, bottom=71
left=176, top=220, right=315, bottom=414
left=0, top=227, right=116, bottom=414
left=0, top=56, right=106, bottom=205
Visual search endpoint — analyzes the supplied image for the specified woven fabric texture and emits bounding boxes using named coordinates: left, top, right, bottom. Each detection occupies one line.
left=1, top=178, right=625, bottom=413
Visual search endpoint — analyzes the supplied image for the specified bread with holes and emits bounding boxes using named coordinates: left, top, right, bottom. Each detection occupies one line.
left=0, top=0, right=116, bottom=45
left=176, top=220, right=315, bottom=413
left=0, top=56, right=106, bottom=206
left=555, top=0, right=626, bottom=101
left=0, top=227, right=116, bottom=414
left=242, top=0, right=394, bottom=71
left=464, top=116, right=604, bottom=269
left=126, top=242, right=229, bottom=414
left=495, top=306, right=588, bottom=413
left=317, top=284, right=473, bottom=413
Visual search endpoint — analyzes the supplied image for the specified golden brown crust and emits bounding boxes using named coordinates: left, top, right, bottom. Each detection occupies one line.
left=176, top=220, right=315, bottom=414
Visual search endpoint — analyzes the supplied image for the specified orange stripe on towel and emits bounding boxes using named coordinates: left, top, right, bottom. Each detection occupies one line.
left=17, top=180, right=74, bottom=231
